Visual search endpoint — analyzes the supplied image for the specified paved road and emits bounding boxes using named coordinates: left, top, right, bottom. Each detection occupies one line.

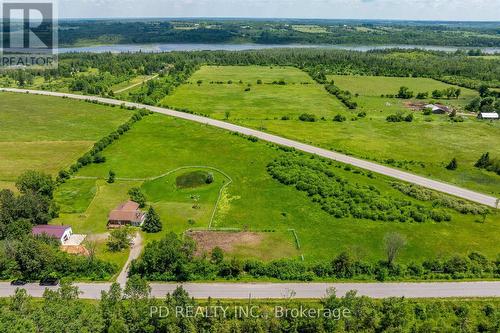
left=1, top=87, right=498, bottom=208
left=116, top=232, right=143, bottom=286
left=1, top=281, right=500, bottom=299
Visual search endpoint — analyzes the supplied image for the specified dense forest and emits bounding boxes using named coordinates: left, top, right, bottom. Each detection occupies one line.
left=2, top=48, right=499, bottom=100
left=1, top=280, right=499, bottom=332
left=57, top=19, right=500, bottom=47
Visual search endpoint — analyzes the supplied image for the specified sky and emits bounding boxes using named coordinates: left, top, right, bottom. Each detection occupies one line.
left=57, top=0, right=500, bottom=21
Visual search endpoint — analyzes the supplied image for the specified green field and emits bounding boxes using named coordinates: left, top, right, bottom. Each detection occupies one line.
left=53, top=109, right=500, bottom=265
left=0, top=92, right=131, bottom=181
left=328, top=75, right=478, bottom=106
left=162, top=65, right=346, bottom=120
left=292, top=25, right=329, bottom=33
left=162, top=66, right=500, bottom=196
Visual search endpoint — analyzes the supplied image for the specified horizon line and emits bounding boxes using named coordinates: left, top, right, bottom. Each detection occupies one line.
left=55, top=16, right=500, bottom=23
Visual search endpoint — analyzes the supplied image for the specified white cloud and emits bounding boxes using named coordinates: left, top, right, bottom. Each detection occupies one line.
left=58, top=0, right=500, bottom=20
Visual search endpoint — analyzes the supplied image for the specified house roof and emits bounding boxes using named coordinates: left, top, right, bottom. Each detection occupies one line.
left=108, top=200, right=144, bottom=222
left=425, top=104, right=448, bottom=111
left=479, top=112, right=499, bottom=119
left=32, top=225, right=71, bottom=238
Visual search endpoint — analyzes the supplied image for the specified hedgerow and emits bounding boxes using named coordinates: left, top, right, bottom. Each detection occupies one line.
left=57, top=108, right=151, bottom=181
left=391, top=183, right=489, bottom=215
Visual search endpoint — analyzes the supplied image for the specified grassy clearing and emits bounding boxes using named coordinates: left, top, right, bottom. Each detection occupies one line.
left=162, top=66, right=500, bottom=196
left=56, top=112, right=500, bottom=264
left=53, top=180, right=143, bottom=235
left=141, top=168, right=226, bottom=239
left=292, top=25, right=329, bottom=33
left=112, top=74, right=155, bottom=93
left=0, top=92, right=131, bottom=180
left=55, top=178, right=98, bottom=214
left=328, top=75, right=478, bottom=108
left=161, top=65, right=345, bottom=120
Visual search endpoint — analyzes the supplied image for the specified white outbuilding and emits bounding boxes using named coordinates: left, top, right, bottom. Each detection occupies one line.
left=478, top=112, right=499, bottom=120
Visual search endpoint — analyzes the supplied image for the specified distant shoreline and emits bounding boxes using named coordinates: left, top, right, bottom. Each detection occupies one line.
left=58, top=43, right=500, bottom=54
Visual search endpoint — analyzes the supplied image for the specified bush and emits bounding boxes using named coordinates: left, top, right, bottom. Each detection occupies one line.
left=416, top=92, right=429, bottom=99
left=386, top=113, right=404, bottom=122
left=396, top=86, right=414, bottom=99
left=128, top=187, right=146, bottom=208
left=107, top=228, right=132, bottom=252
left=333, top=114, right=346, bottom=122
left=446, top=158, right=458, bottom=170
left=404, top=113, right=414, bottom=122
left=107, top=170, right=116, bottom=184
left=299, top=113, right=317, bottom=122
left=206, top=173, right=214, bottom=184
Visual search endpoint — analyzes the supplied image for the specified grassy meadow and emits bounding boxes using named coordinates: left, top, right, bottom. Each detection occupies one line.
left=0, top=92, right=131, bottom=181
left=53, top=111, right=500, bottom=266
left=328, top=75, right=478, bottom=107
left=161, top=65, right=346, bottom=120
left=162, top=66, right=500, bottom=196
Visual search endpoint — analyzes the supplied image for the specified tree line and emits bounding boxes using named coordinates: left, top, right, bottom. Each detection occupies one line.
left=2, top=48, right=499, bottom=96
left=1, top=279, right=499, bottom=332
left=56, top=19, right=500, bottom=47
left=0, top=171, right=116, bottom=281
left=130, top=232, right=500, bottom=283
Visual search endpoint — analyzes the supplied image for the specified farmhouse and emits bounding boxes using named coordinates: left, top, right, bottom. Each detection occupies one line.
left=32, top=225, right=73, bottom=244
left=477, top=112, right=499, bottom=120
left=108, top=200, right=146, bottom=228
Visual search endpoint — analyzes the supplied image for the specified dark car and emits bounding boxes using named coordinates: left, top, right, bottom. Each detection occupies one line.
left=10, top=279, right=27, bottom=286
left=39, top=277, right=59, bottom=286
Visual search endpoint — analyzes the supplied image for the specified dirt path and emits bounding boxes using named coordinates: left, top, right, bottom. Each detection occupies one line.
left=116, top=232, right=143, bottom=286
left=114, top=74, right=159, bottom=94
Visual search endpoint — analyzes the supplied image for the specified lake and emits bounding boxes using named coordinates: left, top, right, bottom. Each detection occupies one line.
left=58, top=43, right=500, bottom=54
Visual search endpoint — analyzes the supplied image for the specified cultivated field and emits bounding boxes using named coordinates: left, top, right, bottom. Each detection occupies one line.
left=163, top=66, right=500, bottom=196
left=0, top=92, right=131, bottom=182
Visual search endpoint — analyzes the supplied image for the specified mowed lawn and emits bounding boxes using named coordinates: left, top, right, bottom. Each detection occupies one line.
left=55, top=113, right=500, bottom=263
left=161, top=65, right=346, bottom=120
left=0, top=92, right=131, bottom=181
left=162, top=66, right=500, bottom=196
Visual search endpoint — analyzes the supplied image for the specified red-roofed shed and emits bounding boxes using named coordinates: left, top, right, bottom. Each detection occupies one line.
left=32, top=225, right=73, bottom=244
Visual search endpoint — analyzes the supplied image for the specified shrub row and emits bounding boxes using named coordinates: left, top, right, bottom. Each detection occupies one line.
left=324, top=83, right=358, bottom=109
left=267, top=155, right=451, bottom=223
left=391, top=183, right=489, bottom=215
left=386, top=112, right=414, bottom=122
left=57, top=108, right=151, bottom=182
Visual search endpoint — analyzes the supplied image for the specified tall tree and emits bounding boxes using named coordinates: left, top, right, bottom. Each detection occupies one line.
left=142, top=206, right=162, bottom=233
left=384, top=232, right=407, bottom=265
left=15, top=170, right=55, bottom=198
